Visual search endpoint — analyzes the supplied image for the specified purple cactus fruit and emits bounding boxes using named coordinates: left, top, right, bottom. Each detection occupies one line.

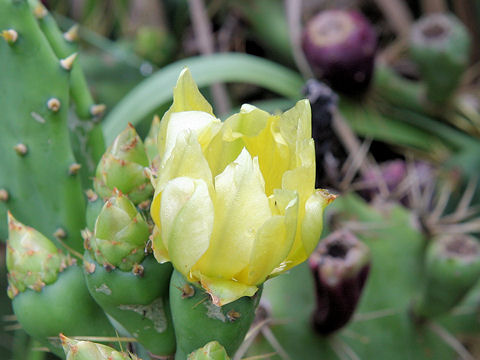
left=309, top=230, right=370, bottom=335
left=302, top=10, right=377, bottom=95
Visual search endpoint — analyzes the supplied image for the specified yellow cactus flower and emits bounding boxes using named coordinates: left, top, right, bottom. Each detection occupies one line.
left=150, top=69, right=336, bottom=305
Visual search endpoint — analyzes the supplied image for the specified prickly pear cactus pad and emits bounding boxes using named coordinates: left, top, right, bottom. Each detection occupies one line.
left=0, top=0, right=86, bottom=251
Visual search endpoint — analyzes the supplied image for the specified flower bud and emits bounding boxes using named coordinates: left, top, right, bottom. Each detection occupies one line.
left=309, top=230, right=370, bottom=335
left=187, top=341, right=230, bottom=360
left=6, top=212, right=70, bottom=298
left=89, top=191, right=150, bottom=271
left=413, top=234, right=480, bottom=319
left=94, top=124, right=153, bottom=205
left=6, top=216, right=116, bottom=349
left=302, top=10, right=377, bottom=95
left=60, top=334, right=138, bottom=360
left=410, top=13, right=471, bottom=104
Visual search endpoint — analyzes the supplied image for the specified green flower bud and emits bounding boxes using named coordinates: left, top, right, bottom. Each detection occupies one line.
left=89, top=191, right=150, bottom=271
left=188, top=341, right=230, bottom=360
left=60, top=334, right=138, bottom=360
left=413, top=234, right=480, bottom=319
left=6, top=212, right=71, bottom=298
left=410, top=13, right=471, bottom=104
left=94, top=124, right=153, bottom=205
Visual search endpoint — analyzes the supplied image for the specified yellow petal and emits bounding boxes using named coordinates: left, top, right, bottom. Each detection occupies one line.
left=194, top=149, right=271, bottom=279
left=151, top=226, right=170, bottom=263
left=242, top=117, right=290, bottom=196
left=282, top=189, right=336, bottom=271
left=224, top=104, right=270, bottom=140
left=282, top=144, right=315, bottom=202
left=162, top=111, right=221, bottom=164
left=158, top=68, right=215, bottom=159
left=194, top=271, right=258, bottom=306
left=279, top=99, right=312, bottom=150
left=156, top=130, right=213, bottom=191
left=151, top=131, right=213, bottom=231
left=203, top=104, right=270, bottom=178
left=160, top=177, right=214, bottom=278
left=236, top=189, right=299, bottom=285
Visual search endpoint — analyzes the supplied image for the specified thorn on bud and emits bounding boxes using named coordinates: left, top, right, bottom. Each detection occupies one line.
left=181, top=284, right=195, bottom=299
left=84, top=260, right=96, bottom=274
left=90, top=104, right=106, bottom=117
left=132, top=263, right=144, bottom=277
left=103, top=263, right=115, bottom=272
left=112, top=188, right=123, bottom=197
left=60, top=53, right=78, bottom=71
left=85, top=189, right=98, bottom=202
left=227, top=310, right=241, bottom=322
left=68, top=163, right=82, bottom=176
left=33, top=3, right=48, bottom=19
left=1, top=29, right=18, bottom=44
left=138, top=199, right=151, bottom=211
left=13, top=143, right=28, bottom=156
left=0, top=189, right=9, bottom=202
left=47, top=98, right=61, bottom=112
left=63, top=24, right=79, bottom=42
left=53, top=228, right=67, bottom=239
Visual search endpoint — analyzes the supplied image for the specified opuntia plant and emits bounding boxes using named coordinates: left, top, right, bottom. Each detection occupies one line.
left=1, top=1, right=480, bottom=360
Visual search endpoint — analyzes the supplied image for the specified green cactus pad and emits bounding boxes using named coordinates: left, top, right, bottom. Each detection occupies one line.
left=187, top=341, right=230, bottom=360
left=61, top=334, right=138, bottom=360
left=170, top=270, right=261, bottom=359
left=94, top=125, right=153, bottom=205
left=0, top=0, right=86, bottom=250
left=6, top=213, right=70, bottom=298
left=414, top=234, right=480, bottom=318
left=27, top=0, right=106, bottom=184
left=89, top=192, right=149, bottom=271
left=12, top=264, right=115, bottom=351
left=84, top=252, right=176, bottom=356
